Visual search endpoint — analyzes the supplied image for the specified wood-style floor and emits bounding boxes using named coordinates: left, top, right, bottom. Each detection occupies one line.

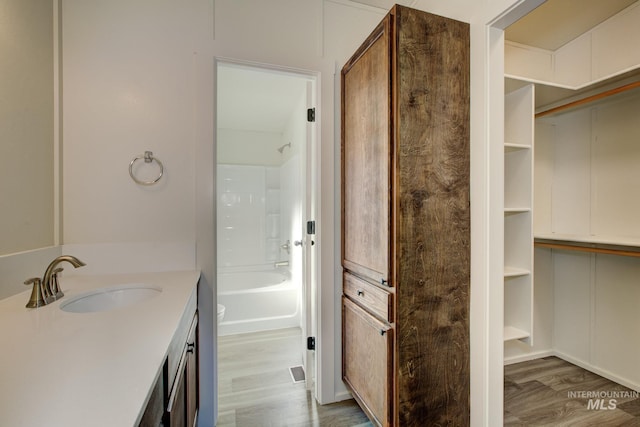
left=217, top=327, right=372, bottom=426
left=505, top=356, right=640, bottom=426
left=219, top=330, right=640, bottom=426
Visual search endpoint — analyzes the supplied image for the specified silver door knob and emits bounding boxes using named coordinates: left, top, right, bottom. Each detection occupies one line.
left=294, top=240, right=303, bottom=247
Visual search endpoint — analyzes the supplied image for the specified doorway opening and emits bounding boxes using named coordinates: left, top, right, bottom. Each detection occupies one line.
left=490, top=0, right=640, bottom=424
left=215, top=59, right=319, bottom=403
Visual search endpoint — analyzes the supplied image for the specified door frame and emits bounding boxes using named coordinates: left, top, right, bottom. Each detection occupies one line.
left=484, top=0, right=547, bottom=424
left=213, top=56, right=321, bottom=397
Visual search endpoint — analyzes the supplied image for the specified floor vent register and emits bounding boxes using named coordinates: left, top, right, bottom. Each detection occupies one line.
left=289, top=365, right=305, bottom=383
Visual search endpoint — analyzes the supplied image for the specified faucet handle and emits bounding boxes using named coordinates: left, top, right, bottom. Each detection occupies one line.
left=51, top=267, right=64, bottom=300
left=24, top=277, right=48, bottom=308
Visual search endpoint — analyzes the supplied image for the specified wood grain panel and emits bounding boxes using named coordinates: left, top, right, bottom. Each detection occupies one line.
left=342, top=297, right=393, bottom=427
left=341, top=19, right=392, bottom=285
left=341, top=5, right=470, bottom=426
left=393, top=7, right=470, bottom=426
left=343, top=272, right=392, bottom=322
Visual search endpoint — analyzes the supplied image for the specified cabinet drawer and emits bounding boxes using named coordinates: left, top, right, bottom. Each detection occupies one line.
left=343, top=272, right=392, bottom=322
left=343, top=297, right=393, bottom=427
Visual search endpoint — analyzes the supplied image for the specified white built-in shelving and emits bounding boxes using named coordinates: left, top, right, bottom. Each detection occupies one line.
left=503, top=83, right=534, bottom=345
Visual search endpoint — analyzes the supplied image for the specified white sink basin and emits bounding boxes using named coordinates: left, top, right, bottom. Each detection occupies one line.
left=60, top=284, right=162, bottom=313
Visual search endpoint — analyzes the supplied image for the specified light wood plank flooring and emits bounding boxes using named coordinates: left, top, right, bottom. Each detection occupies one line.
left=217, top=327, right=372, bottom=426
left=505, top=356, right=640, bottom=426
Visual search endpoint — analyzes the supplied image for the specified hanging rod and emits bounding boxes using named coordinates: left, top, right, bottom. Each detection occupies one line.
left=534, top=238, right=640, bottom=258
left=535, top=81, right=640, bottom=119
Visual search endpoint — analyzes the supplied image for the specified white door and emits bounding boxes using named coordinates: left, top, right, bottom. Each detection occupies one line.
left=301, top=80, right=317, bottom=391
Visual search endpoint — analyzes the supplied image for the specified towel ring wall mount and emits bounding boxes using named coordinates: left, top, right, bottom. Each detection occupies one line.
left=129, top=151, right=163, bottom=185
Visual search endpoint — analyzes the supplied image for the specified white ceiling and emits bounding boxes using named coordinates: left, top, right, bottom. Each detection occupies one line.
left=217, top=63, right=309, bottom=133
left=506, top=0, right=638, bottom=50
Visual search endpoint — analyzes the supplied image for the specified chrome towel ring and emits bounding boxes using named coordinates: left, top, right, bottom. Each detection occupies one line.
left=129, top=151, right=163, bottom=185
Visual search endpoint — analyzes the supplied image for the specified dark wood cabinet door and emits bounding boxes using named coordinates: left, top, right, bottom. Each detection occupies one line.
left=168, top=367, right=186, bottom=427
left=186, top=315, right=198, bottom=427
left=342, top=297, right=392, bottom=427
left=341, top=17, right=392, bottom=286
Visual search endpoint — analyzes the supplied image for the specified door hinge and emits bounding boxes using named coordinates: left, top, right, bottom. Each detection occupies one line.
left=307, top=108, right=315, bottom=122
left=307, top=336, right=316, bottom=351
left=306, top=220, right=315, bottom=235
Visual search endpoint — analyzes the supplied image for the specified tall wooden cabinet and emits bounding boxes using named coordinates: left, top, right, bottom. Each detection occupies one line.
left=341, top=6, right=470, bottom=426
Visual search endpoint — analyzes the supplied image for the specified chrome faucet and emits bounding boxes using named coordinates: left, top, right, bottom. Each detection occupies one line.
left=24, top=255, right=86, bottom=308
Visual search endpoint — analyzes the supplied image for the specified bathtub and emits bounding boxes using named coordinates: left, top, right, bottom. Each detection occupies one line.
left=217, top=269, right=300, bottom=336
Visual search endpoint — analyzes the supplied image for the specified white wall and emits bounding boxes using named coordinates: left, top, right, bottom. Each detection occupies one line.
left=59, top=0, right=527, bottom=425
left=0, top=0, right=55, bottom=256
left=532, top=88, right=640, bottom=391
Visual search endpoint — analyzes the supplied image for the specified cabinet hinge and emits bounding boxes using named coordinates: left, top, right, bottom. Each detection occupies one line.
left=307, top=336, right=316, bottom=350
left=307, top=108, right=316, bottom=122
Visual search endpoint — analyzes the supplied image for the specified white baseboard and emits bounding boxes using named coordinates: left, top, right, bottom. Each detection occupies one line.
left=553, top=351, right=640, bottom=393
left=334, top=390, right=354, bottom=403
left=504, top=349, right=554, bottom=365
left=504, top=349, right=640, bottom=393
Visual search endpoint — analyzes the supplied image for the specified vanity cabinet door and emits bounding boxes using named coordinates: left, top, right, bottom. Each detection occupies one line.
left=342, top=297, right=393, bottom=427
left=186, top=314, right=198, bottom=427
left=166, top=312, right=198, bottom=427
left=168, top=369, right=187, bottom=427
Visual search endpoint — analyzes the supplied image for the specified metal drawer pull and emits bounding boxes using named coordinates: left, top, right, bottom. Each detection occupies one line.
left=380, top=329, right=387, bottom=336
left=357, top=289, right=364, bottom=296
left=381, top=279, right=388, bottom=285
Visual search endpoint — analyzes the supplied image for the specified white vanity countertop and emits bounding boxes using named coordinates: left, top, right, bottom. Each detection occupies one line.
left=0, top=270, right=200, bottom=427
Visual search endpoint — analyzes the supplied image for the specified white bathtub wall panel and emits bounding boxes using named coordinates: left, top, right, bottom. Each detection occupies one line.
left=550, top=109, right=592, bottom=236
left=217, top=165, right=267, bottom=268
left=266, top=167, right=280, bottom=189
left=218, top=164, right=266, bottom=194
left=553, top=251, right=592, bottom=364
left=592, top=254, right=640, bottom=386
left=265, top=213, right=281, bottom=239
left=590, top=93, right=640, bottom=239
left=280, top=156, right=303, bottom=275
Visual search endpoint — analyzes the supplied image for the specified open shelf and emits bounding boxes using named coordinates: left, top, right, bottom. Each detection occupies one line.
left=504, top=326, right=530, bottom=342
left=504, top=83, right=534, bottom=347
left=505, top=143, right=531, bottom=152
left=504, top=267, right=530, bottom=277
left=504, top=208, right=531, bottom=214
